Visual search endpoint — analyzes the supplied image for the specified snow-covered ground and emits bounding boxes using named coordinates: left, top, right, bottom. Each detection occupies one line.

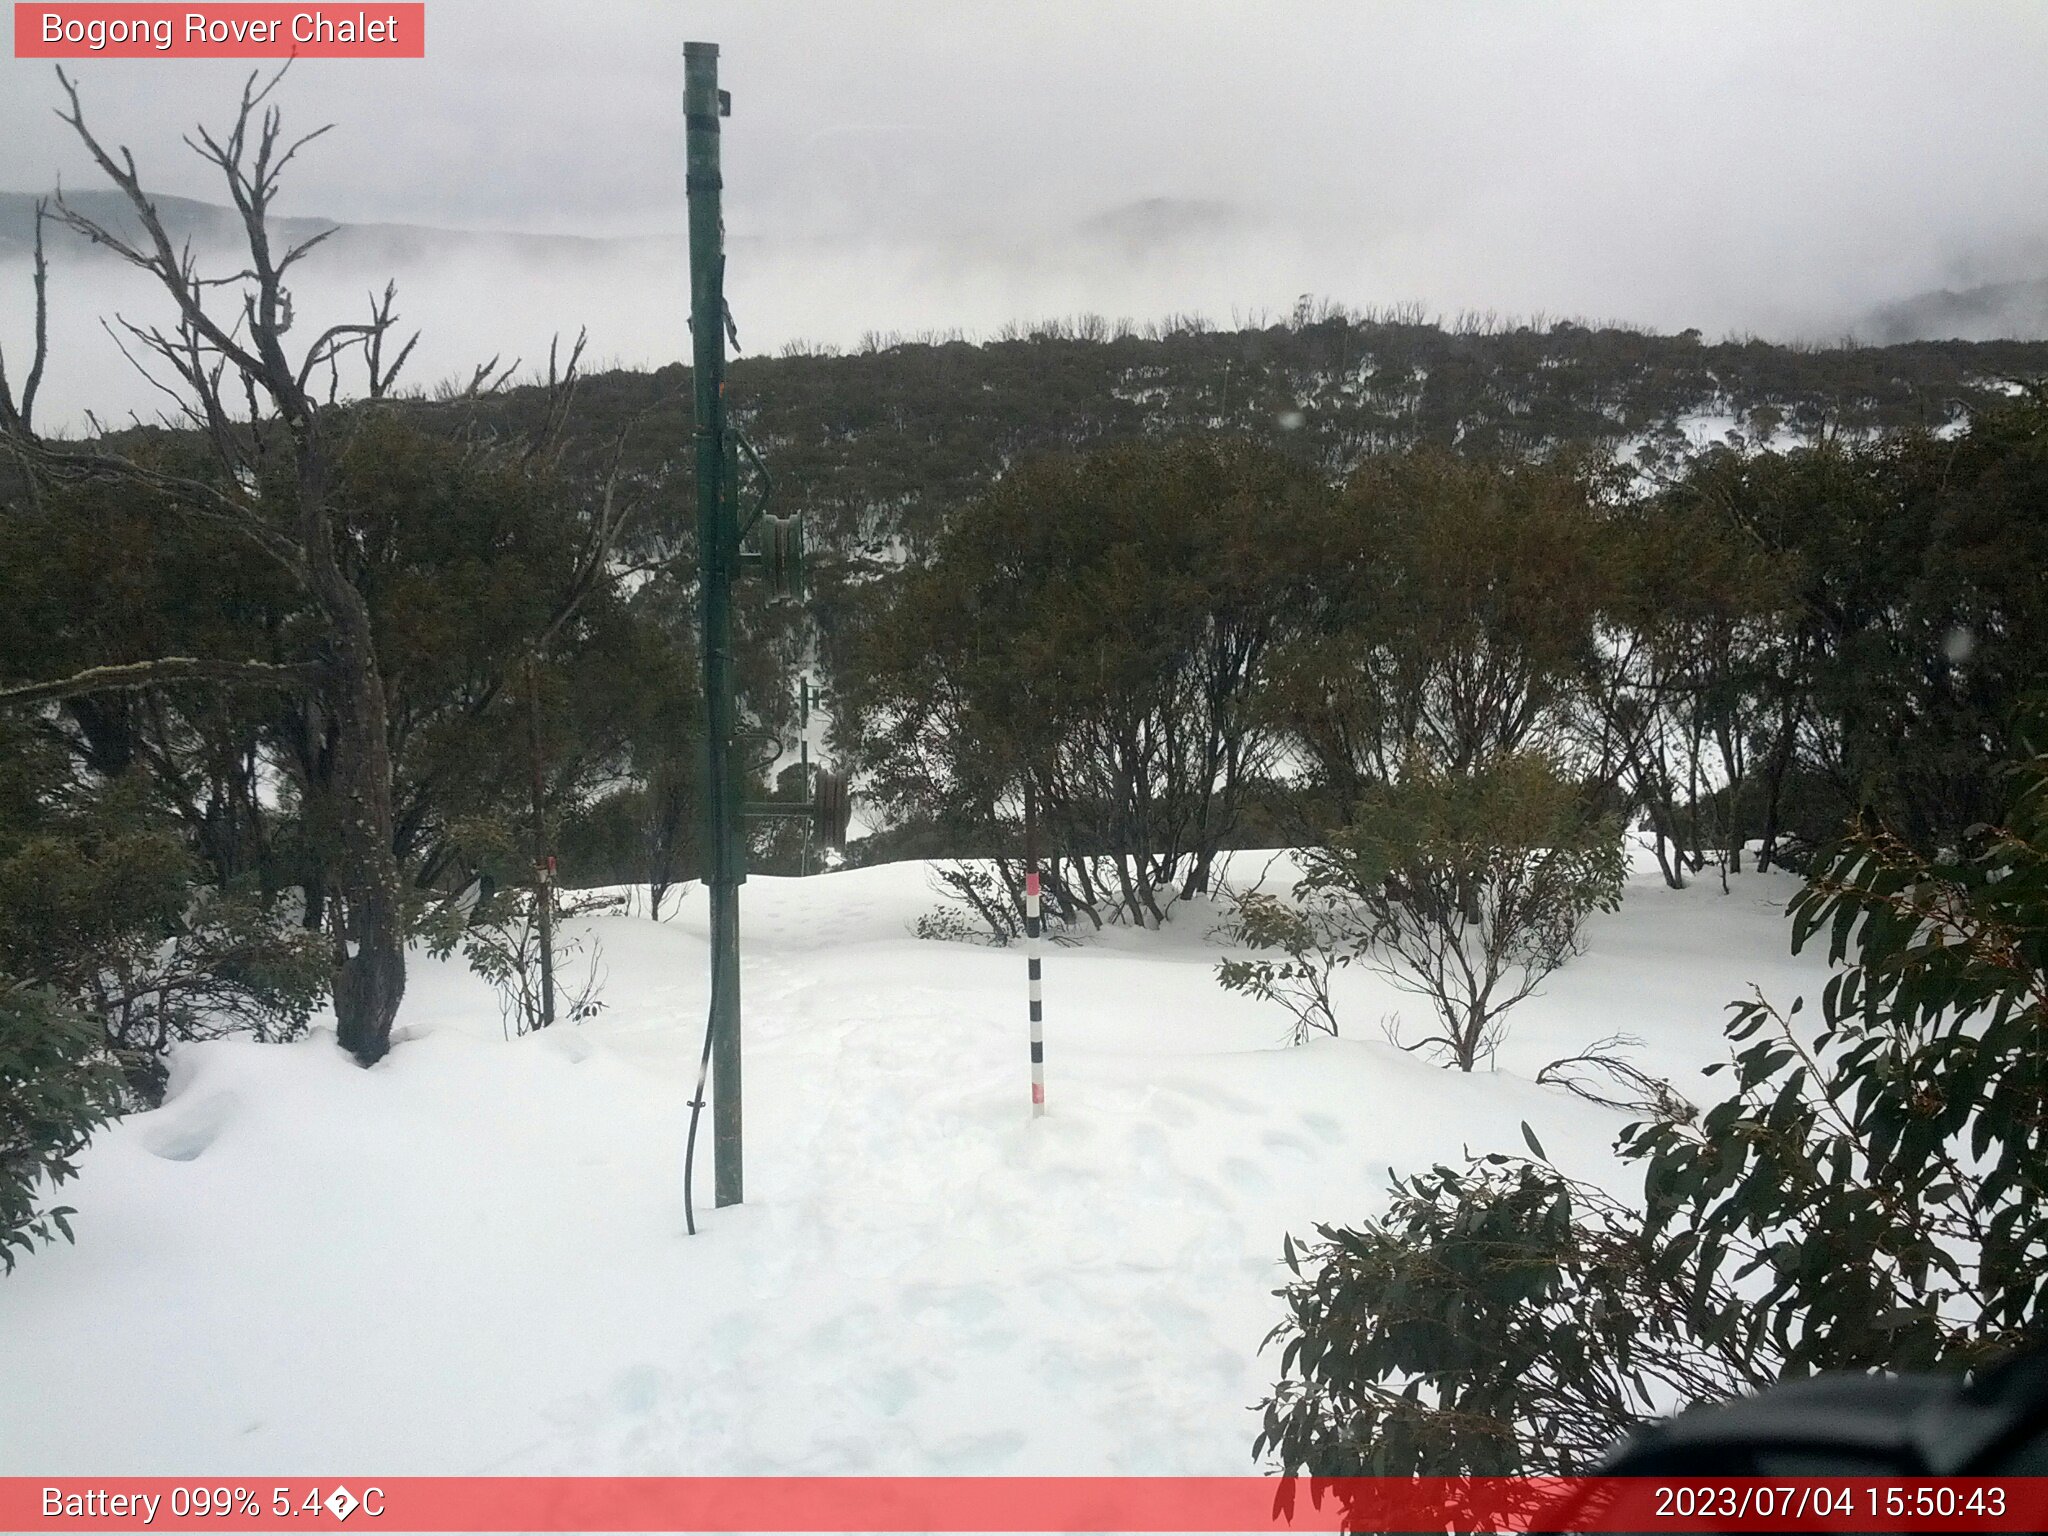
left=0, top=852, right=1828, bottom=1477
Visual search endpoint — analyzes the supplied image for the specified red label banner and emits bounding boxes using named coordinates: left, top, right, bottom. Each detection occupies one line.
left=14, top=5, right=425, bottom=58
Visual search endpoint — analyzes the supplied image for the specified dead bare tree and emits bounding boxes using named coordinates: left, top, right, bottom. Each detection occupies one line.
left=0, top=66, right=432, bottom=1064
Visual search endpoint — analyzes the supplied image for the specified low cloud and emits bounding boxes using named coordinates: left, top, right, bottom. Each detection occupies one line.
left=5, top=0, right=2047, bottom=430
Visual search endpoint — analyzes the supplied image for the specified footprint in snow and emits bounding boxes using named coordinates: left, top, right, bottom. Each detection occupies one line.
left=1219, top=1155, right=1270, bottom=1194
left=609, top=1365, right=668, bottom=1418
left=929, top=1429, right=1025, bottom=1472
left=901, top=1284, right=1002, bottom=1327
left=864, top=1367, right=919, bottom=1417
left=1301, top=1112, right=1343, bottom=1144
left=804, top=1313, right=852, bottom=1351
left=540, top=1029, right=595, bottom=1064
left=1140, top=1294, right=1211, bottom=1341
left=1259, top=1128, right=1317, bottom=1161
left=137, top=1090, right=238, bottom=1162
left=1161, top=1080, right=1264, bottom=1116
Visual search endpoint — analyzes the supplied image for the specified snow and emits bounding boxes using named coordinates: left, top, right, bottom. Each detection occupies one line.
left=0, top=853, right=1828, bottom=1477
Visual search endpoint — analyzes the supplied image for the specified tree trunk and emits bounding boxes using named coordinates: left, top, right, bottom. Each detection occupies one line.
left=1755, top=690, right=1801, bottom=874
left=9, top=73, right=434, bottom=1069
left=328, top=639, right=406, bottom=1063
left=1651, top=823, right=1686, bottom=891
left=1457, top=1006, right=1481, bottom=1073
left=302, top=458, right=407, bottom=1065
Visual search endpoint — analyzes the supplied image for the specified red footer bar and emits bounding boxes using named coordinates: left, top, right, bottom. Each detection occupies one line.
left=5, top=1476, right=2045, bottom=1532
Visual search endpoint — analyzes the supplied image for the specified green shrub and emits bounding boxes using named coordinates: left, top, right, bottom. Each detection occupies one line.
left=1256, top=714, right=2048, bottom=1476
left=1224, top=754, right=1624, bottom=1067
left=1216, top=889, right=1349, bottom=1043
left=0, top=982, right=125, bottom=1274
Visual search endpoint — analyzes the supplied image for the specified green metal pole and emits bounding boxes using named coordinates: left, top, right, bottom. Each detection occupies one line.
left=686, top=40, right=744, bottom=1209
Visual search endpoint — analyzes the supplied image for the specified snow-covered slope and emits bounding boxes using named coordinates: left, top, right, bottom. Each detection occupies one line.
left=0, top=855, right=1827, bottom=1476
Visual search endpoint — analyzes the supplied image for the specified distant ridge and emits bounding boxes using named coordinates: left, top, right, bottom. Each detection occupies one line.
left=0, top=189, right=640, bottom=267
left=1860, top=277, right=2048, bottom=345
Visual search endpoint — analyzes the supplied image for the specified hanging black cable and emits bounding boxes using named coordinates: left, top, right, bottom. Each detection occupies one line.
left=682, top=962, right=720, bottom=1236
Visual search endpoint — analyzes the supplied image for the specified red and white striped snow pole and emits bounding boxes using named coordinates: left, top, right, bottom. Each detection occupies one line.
left=1026, top=870, right=1045, bottom=1116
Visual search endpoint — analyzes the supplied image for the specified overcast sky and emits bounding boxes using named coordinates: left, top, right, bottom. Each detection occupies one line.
left=4, top=1, right=2047, bottom=422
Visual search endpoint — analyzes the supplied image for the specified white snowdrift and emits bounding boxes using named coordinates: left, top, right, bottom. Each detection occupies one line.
left=0, top=854, right=1827, bottom=1476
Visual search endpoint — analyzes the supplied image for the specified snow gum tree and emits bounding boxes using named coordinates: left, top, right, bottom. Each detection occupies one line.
left=844, top=436, right=1324, bottom=929
left=1321, top=752, right=1625, bottom=1070
left=1265, top=447, right=1609, bottom=834
left=0, top=72, right=643, bottom=1065
left=1575, top=491, right=1792, bottom=890
left=1223, top=450, right=1623, bottom=1065
left=0, top=70, right=419, bottom=1062
left=1221, top=752, right=1625, bottom=1069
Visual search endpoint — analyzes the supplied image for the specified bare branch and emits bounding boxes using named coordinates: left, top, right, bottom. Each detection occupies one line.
left=535, top=428, right=644, bottom=653
left=98, top=315, right=201, bottom=428
left=109, top=312, right=248, bottom=474
left=456, top=353, right=518, bottom=401
left=50, top=67, right=275, bottom=388
left=0, top=656, right=322, bottom=710
left=523, top=328, right=588, bottom=465
left=294, top=321, right=378, bottom=394
left=275, top=223, right=338, bottom=281
left=0, top=201, right=54, bottom=434
left=267, top=121, right=335, bottom=187
left=361, top=282, right=418, bottom=400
